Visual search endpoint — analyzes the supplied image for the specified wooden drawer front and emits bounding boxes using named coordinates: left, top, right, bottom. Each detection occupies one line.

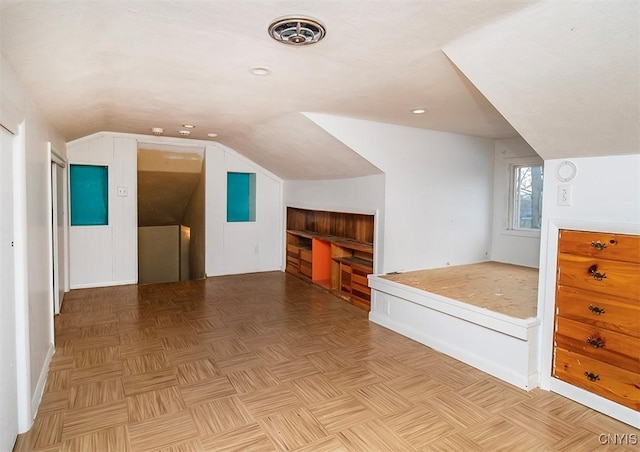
left=556, top=286, right=640, bottom=338
left=554, top=317, right=640, bottom=372
left=351, top=265, right=371, bottom=301
left=300, top=249, right=312, bottom=264
left=285, top=264, right=298, bottom=275
left=352, top=272, right=369, bottom=289
left=559, top=230, right=640, bottom=264
left=300, top=262, right=312, bottom=278
left=553, top=348, right=640, bottom=411
left=350, top=294, right=371, bottom=311
left=352, top=263, right=372, bottom=276
left=299, top=250, right=312, bottom=278
left=557, top=254, right=640, bottom=300
left=340, top=264, right=352, bottom=293
left=352, top=282, right=371, bottom=300
left=286, top=244, right=299, bottom=271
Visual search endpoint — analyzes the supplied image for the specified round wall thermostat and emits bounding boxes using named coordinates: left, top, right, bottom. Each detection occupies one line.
left=556, top=160, right=577, bottom=182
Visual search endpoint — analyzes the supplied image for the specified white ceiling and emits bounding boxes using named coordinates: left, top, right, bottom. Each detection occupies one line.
left=1, top=0, right=638, bottom=180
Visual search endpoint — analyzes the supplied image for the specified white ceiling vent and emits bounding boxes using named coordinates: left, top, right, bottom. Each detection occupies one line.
left=268, top=16, right=326, bottom=46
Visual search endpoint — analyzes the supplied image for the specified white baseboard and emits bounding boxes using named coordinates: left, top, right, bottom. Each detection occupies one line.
left=70, top=279, right=137, bottom=290
left=31, top=343, right=54, bottom=418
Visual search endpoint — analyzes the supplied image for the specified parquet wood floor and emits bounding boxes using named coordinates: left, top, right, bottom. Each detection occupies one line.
left=14, top=272, right=639, bottom=451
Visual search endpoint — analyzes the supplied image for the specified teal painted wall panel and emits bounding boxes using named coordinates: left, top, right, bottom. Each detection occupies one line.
left=227, top=172, right=256, bottom=222
left=70, top=164, right=108, bottom=226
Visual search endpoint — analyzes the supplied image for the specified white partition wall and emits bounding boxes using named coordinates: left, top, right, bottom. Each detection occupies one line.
left=67, top=134, right=137, bottom=288
left=68, top=133, right=284, bottom=287
left=205, top=143, right=283, bottom=276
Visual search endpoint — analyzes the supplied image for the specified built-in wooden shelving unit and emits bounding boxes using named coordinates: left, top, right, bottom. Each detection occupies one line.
left=285, top=207, right=374, bottom=311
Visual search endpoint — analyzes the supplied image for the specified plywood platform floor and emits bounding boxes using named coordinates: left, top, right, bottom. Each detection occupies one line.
left=15, top=272, right=637, bottom=451
left=382, top=262, right=539, bottom=319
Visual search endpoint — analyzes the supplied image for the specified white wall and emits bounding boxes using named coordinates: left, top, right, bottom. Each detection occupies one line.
left=206, top=144, right=283, bottom=276
left=538, top=155, right=640, bottom=424
left=443, top=1, right=640, bottom=162
left=1, top=53, right=66, bottom=433
left=284, top=174, right=385, bottom=214
left=284, top=174, right=385, bottom=271
left=306, top=113, right=495, bottom=273
left=490, top=137, right=543, bottom=267
left=68, top=133, right=283, bottom=285
left=67, top=134, right=138, bottom=288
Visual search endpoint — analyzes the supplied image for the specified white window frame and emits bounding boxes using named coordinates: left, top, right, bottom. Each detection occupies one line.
left=508, top=159, right=544, bottom=234
left=502, top=157, right=543, bottom=238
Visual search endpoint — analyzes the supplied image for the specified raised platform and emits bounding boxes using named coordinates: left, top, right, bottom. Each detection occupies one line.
left=368, top=262, right=541, bottom=390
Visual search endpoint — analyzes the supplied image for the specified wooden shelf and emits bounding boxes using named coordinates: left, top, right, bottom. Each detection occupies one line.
left=333, top=256, right=373, bottom=269
left=286, top=207, right=374, bottom=311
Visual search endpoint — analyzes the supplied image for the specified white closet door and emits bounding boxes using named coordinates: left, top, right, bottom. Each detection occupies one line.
left=0, top=125, right=18, bottom=450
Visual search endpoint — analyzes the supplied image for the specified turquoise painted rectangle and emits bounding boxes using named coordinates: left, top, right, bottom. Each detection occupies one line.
left=70, top=164, right=108, bottom=226
left=227, top=172, right=256, bottom=222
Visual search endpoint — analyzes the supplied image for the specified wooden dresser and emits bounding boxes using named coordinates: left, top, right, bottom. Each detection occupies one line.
left=553, top=229, right=640, bottom=411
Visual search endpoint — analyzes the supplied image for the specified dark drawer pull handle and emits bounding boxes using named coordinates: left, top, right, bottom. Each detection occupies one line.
left=591, top=241, right=607, bottom=251
left=588, top=305, right=605, bottom=315
left=584, top=372, right=600, bottom=382
left=586, top=337, right=604, bottom=348
left=588, top=265, right=607, bottom=281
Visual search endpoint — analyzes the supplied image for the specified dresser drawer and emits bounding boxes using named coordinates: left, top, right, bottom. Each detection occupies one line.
left=557, top=253, right=640, bottom=300
left=553, top=348, right=640, bottom=411
left=554, top=316, right=640, bottom=372
left=559, top=230, right=640, bottom=264
left=556, top=286, right=640, bottom=338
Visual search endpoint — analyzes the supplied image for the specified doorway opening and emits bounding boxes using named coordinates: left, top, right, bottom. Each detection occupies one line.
left=137, top=144, right=205, bottom=284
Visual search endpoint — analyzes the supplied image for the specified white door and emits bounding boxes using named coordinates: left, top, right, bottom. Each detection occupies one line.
left=51, top=162, right=65, bottom=314
left=0, top=126, right=18, bottom=450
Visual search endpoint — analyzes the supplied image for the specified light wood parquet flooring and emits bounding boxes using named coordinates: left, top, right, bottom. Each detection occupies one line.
left=15, top=272, right=639, bottom=451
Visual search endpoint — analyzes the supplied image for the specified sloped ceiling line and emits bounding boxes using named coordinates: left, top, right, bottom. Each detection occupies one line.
left=442, top=1, right=640, bottom=160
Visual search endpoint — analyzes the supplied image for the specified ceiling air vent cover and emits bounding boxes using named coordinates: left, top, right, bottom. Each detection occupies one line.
left=268, top=16, right=326, bottom=46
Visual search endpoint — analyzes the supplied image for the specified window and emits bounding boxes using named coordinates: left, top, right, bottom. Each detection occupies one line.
left=227, top=172, right=256, bottom=222
left=511, top=164, right=543, bottom=230
left=70, top=164, right=109, bottom=226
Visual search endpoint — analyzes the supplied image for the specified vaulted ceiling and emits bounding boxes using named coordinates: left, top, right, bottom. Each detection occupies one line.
left=1, top=1, right=638, bottom=180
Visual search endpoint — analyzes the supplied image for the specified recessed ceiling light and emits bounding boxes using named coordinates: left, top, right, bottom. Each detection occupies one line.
left=207, top=133, right=218, bottom=138
left=268, top=15, right=326, bottom=46
left=411, top=108, right=426, bottom=114
left=182, top=124, right=195, bottom=129
left=151, top=127, right=164, bottom=135
left=250, top=66, right=271, bottom=76
left=178, top=130, right=191, bottom=136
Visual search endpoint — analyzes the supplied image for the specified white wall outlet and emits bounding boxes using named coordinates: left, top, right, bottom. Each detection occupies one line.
left=117, top=186, right=128, bottom=197
left=557, top=184, right=571, bottom=206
